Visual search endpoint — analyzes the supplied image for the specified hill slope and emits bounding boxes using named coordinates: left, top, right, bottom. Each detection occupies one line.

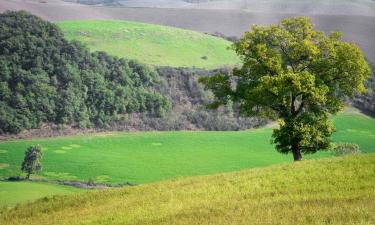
left=1, top=0, right=374, bottom=63
left=79, top=0, right=375, bottom=17
left=1, top=154, right=374, bottom=225
left=0, top=111, right=374, bottom=184
left=57, top=20, right=239, bottom=69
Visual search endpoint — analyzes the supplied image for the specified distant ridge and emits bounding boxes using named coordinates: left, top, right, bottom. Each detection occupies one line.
left=1, top=0, right=374, bottom=63
left=70, top=0, right=375, bottom=17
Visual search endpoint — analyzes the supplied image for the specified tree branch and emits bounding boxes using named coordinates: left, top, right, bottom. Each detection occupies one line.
left=279, top=44, right=296, bottom=73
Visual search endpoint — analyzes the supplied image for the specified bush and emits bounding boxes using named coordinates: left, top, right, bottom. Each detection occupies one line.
left=7, top=176, right=24, bottom=181
left=333, top=143, right=361, bottom=156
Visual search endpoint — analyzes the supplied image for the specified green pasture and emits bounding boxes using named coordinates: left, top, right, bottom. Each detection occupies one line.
left=57, top=20, right=240, bottom=69
left=0, top=111, right=374, bottom=185
left=0, top=181, right=84, bottom=207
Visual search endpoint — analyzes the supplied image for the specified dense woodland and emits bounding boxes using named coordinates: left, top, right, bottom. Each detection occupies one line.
left=0, top=11, right=262, bottom=136
left=0, top=11, right=171, bottom=134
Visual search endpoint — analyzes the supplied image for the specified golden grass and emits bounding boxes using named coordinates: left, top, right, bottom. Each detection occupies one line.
left=1, top=154, right=374, bottom=225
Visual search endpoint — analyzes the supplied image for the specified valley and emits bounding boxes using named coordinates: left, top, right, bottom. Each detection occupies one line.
left=0, top=3, right=374, bottom=224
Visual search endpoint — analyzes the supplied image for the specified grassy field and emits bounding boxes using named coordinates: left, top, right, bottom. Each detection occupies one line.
left=0, top=111, right=374, bottom=185
left=57, top=20, right=239, bottom=69
left=1, top=154, right=374, bottom=224
left=0, top=181, right=84, bottom=207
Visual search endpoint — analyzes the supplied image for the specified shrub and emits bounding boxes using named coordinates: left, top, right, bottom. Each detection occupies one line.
left=333, top=143, right=361, bottom=156
left=7, top=176, right=24, bottom=181
left=21, top=145, right=43, bottom=179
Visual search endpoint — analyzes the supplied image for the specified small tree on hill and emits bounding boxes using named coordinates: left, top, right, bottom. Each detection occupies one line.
left=21, top=145, right=43, bottom=179
left=200, top=17, right=371, bottom=161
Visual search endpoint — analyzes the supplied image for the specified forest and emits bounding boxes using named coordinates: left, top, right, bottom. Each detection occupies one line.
left=0, top=11, right=171, bottom=134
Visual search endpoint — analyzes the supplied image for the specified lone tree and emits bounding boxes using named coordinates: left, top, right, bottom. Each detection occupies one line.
left=200, top=17, right=371, bottom=161
left=21, top=145, right=43, bottom=179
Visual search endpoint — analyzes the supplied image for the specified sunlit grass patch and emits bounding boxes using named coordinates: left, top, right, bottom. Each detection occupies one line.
left=0, top=181, right=85, bottom=207
left=69, top=144, right=81, bottom=148
left=0, top=163, right=9, bottom=169
left=151, top=142, right=162, bottom=146
left=95, top=175, right=111, bottom=183
left=43, top=172, right=77, bottom=180
left=57, top=20, right=240, bottom=69
left=53, top=150, right=66, bottom=154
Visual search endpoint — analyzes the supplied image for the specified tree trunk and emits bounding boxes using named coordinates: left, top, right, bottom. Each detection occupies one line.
left=292, top=145, right=302, bottom=161
left=26, top=173, right=30, bottom=180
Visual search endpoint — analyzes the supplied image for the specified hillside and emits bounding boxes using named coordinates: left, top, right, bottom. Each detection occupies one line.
left=1, top=154, right=374, bottom=224
left=1, top=111, right=374, bottom=185
left=57, top=20, right=239, bottom=69
left=1, top=0, right=374, bottom=63
left=55, top=0, right=375, bottom=15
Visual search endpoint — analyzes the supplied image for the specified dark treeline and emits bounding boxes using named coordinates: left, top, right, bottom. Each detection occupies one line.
left=0, top=11, right=171, bottom=134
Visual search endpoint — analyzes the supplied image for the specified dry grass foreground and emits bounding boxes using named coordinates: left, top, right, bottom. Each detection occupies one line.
left=1, top=154, right=374, bottom=225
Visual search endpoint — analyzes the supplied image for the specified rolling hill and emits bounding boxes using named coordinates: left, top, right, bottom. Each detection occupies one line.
left=1, top=154, right=374, bottom=224
left=0, top=111, right=374, bottom=185
left=1, top=0, right=374, bottom=63
left=73, top=0, right=375, bottom=16
left=57, top=20, right=239, bottom=68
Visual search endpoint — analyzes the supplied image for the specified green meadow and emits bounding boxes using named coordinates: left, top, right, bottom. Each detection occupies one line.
left=0, top=111, right=374, bottom=185
left=57, top=20, right=240, bottom=69
left=1, top=154, right=374, bottom=225
left=0, top=181, right=84, bottom=207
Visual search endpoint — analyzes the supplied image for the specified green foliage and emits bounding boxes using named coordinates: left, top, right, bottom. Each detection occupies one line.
left=272, top=112, right=333, bottom=154
left=21, top=145, right=43, bottom=179
left=200, top=17, right=372, bottom=160
left=333, top=142, right=361, bottom=156
left=58, top=20, right=239, bottom=69
left=1, top=154, right=374, bottom=224
left=0, top=11, right=171, bottom=134
left=0, top=111, right=374, bottom=184
left=353, top=64, right=375, bottom=113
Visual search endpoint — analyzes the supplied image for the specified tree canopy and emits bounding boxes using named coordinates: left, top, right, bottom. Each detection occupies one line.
left=0, top=11, right=171, bottom=134
left=200, top=17, right=371, bottom=160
